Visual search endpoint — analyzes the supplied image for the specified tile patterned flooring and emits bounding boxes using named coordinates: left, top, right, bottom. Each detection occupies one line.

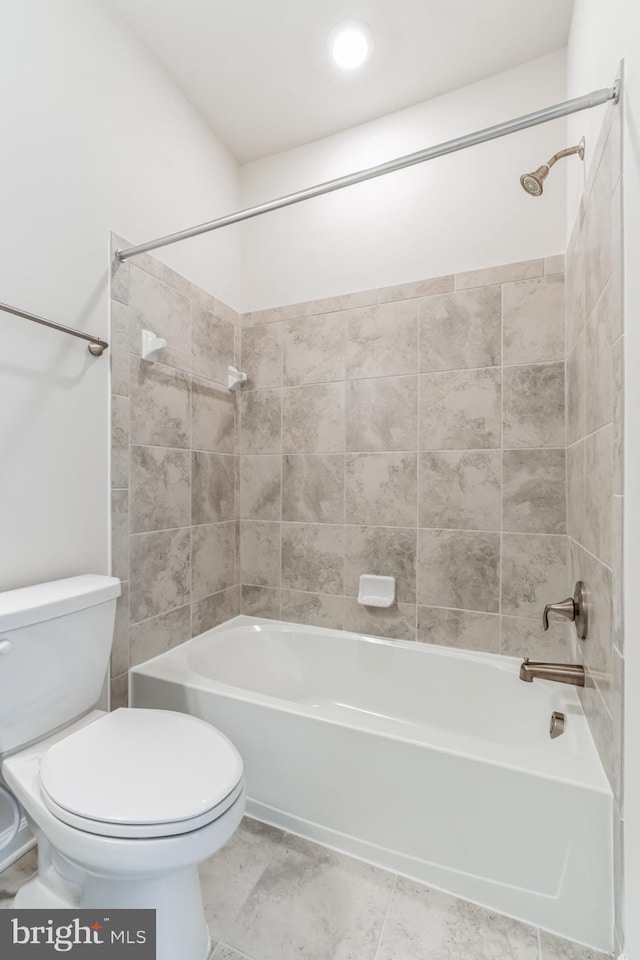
left=1, top=818, right=608, bottom=960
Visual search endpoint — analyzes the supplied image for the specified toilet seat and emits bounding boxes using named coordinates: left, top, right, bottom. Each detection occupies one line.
left=39, top=708, right=244, bottom=839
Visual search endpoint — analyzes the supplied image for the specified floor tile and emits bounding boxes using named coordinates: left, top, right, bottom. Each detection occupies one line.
left=200, top=817, right=284, bottom=938
left=224, top=833, right=394, bottom=960
left=376, top=878, right=538, bottom=960
left=0, top=847, right=38, bottom=908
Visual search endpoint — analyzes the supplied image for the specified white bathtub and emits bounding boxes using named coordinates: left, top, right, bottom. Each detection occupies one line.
left=129, top=616, right=613, bottom=950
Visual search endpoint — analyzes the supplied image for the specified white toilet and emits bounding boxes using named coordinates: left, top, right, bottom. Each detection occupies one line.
left=0, top=575, right=245, bottom=960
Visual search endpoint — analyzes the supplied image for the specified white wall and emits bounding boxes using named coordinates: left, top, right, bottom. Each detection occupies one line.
left=567, top=3, right=640, bottom=958
left=240, top=50, right=567, bottom=312
left=0, top=0, right=240, bottom=592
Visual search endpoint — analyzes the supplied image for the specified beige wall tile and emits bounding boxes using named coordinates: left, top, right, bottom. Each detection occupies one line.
left=192, top=586, right=241, bottom=636
left=191, top=378, right=235, bottom=454
left=502, top=449, right=566, bottom=535
left=503, top=275, right=565, bottom=364
left=502, top=363, right=565, bottom=448
left=345, top=526, right=417, bottom=603
left=283, top=313, right=345, bottom=385
left=417, top=529, right=500, bottom=613
left=377, top=274, right=454, bottom=303
left=192, top=452, right=235, bottom=524
left=111, top=395, right=130, bottom=489
left=418, top=451, right=500, bottom=531
left=111, top=489, right=129, bottom=581
left=585, top=279, right=615, bottom=434
left=343, top=599, right=416, bottom=642
left=345, top=301, right=418, bottom=379
left=281, top=590, right=344, bottom=630
left=241, top=585, right=281, bottom=619
left=240, top=520, right=281, bottom=587
left=192, top=522, right=236, bottom=599
left=128, top=265, right=191, bottom=371
left=240, top=389, right=282, bottom=454
left=130, top=357, right=190, bottom=448
left=417, top=607, right=499, bottom=653
left=501, top=534, right=566, bottom=618
left=566, top=330, right=586, bottom=445
left=192, top=304, right=235, bottom=384
left=419, top=286, right=501, bottom=372
left=585, top=425, right=613, bottom=566
left=241, top=323, right=283, bottom=390
left=110, top=301, right=130, bottom=397
left=455, top=259, right=543, bottom=290
left=346, top=376, right=418, bottom=451
left=283, top=382, right=345, bottom=453
left=345, top=453, right=417, bottom=526
left=500, top=616, right=570, bottom=661
left=240, top=455, right=282, bottom=521
left=565, top=221, right=586, bottom=351
left=281, top=523, right=344, bottom=595
left=419, top=368, right=501, bottom=450
left=544, top=254, right=565, bottom=275
left=130, top=604, right=191, bottom=667
left=130, top=527, right=191, bottom=623
left=566, top=441, right=587, bottom=546
left=130, top=445, right=190, bottom=534
left=282, top=454, right=345, bottom=524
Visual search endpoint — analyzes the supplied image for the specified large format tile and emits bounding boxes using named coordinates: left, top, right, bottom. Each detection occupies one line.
left=128, top=265, right=191, bottom=371
left=417, top=530, right=500, bottom=613
left=110, top=300, right=130, bottom=397
left=500, top=616, right=570, bottom=661
left=192, top=522, right=236, bottom=599
left=345, top=301, right=419, bottom=379
left=240, top=455, right=282, bottom=521
left=129, top=604, right=191, bottom=667
left=192, top=587, right=241, bottom=636
left=568, top=539, right=613, bottom=692
left=567, top=441, right=586, bottom=545
left=200, top=817, right=284, bottom=941
left=240, top=389, right=282, bottom=454
left=130, top=357, right=190, bottom=448
left=192, top=378, right=235, bottom=455
left=345, top=526, right=417, bottom=603
left=417, top=607, right=499, bottom=653
left=502, top=363, right=565, bottom=448
left=241, top=585, right=281, bottom=619
left=502, top=449, right=566, bottom=535
left=419, top=286, right=501, bottom=372
left=241, top=322, right=283, bottom=390
left=566, top=331, right=586, bottom=445
left=377, top=878, right=538, bottom=960
left=130, top=445, right=190, bottom=534
left=282, top=454, right=345, bottom=523
left=281, top=590, right=344, bottom=630
left=565, top=220, right=586, bottom=351
left=130, top=528, right=191, bottom=623
left=240, top=521, right=281, bottom=587
left=455, top=258, right=543, bottom=291
left=585, top=278, right=615, bottom=434
left=281, top=523, right=344, bottom=595
left=501, top=534, right=566, bottom=618
left=418, top=451, right=500, bottom=531
left=283, top=312, right=345, bottom=385
left=111, top=395, right=130, bottom=489
left=346, top=376, right=418, bottom=451
left=111, top=489, right=129, bottom=581
left=343, top=598, right=416, bottom=641
left=585, top=425, right=613, bottom=566
left=419, top=369, right=501, bottom=450
left=345, top=453, right=417, bottom=526
left=192, top=453, right=236, bottom=524
left=502, top=275, right=565, bottom=364
left=283, top=382, right=345, bottom=453
left=192, top=304, right=235, bottom=384
left=223, top=833, right=394, bottom=960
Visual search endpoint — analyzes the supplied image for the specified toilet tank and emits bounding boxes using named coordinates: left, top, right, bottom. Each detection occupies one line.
left=0, top=575, right=121, bottom=755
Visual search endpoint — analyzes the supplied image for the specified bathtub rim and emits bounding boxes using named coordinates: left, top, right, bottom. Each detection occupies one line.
left=129, top=615, right=611, bottom=794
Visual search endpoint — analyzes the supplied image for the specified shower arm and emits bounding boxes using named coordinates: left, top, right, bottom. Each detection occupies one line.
left=545, top=139, right=586, bottom=170
left=116, top=82, right=619, bottom=263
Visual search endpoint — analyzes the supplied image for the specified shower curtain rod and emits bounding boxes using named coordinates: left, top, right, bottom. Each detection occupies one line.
left=116, top=81, right=620, bottom=262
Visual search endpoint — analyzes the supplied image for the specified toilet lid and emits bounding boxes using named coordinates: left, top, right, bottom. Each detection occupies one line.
left=39, top=709, right=243, bottom=837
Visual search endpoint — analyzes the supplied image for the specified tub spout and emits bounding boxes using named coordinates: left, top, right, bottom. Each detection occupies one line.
left=519, top=658, right=585, bottom=686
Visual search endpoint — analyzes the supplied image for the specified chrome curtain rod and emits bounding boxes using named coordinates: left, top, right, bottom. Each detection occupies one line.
left=116, top=81, right=619, bottom=263
left=0, top=301, right=109, bottom=356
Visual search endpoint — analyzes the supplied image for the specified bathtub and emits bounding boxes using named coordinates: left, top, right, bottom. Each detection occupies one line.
left=130, top=616, right=613, bottom=950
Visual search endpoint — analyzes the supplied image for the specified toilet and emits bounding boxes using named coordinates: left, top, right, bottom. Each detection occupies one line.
left=0, top=575, right=245, bottom=960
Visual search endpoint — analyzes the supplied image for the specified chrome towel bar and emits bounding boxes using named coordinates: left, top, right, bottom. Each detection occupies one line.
left=1, top=301, right=108, bottom=356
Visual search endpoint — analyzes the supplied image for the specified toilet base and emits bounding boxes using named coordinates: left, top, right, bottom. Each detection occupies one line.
left=13, top=834, right=211, bottom=960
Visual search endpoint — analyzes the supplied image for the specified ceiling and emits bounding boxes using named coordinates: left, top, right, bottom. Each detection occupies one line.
left=103, top=0, right=574, bottom=164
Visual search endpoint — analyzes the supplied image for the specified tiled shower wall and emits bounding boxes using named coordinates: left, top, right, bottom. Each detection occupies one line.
left=238, top=257, right=570, bottom=658
left=565, top=101, right=624, bottom=946
left=109, top=237, right=241, bottom=706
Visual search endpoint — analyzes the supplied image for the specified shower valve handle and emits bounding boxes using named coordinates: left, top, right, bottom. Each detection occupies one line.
left=542, top=581, right=588, bottom=639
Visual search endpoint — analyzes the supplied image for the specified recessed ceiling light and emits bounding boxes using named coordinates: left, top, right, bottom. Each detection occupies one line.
left=328, top=20, right=373, bottom=71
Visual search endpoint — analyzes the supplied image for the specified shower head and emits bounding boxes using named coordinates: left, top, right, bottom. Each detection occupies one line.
left=520, top=138, right=585, bottom=197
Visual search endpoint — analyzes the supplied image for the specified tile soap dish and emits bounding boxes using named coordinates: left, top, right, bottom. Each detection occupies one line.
left=357, top=575, right=396, bottom=608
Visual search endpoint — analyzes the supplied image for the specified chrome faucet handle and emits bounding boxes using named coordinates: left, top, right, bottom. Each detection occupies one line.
left=542, top=597, right=576, bottom=630
left=542, top=581, right=588, bottom=639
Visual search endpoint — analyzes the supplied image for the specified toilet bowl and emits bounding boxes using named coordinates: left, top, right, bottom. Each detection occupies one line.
left=0, top=575, right=246, bottom=960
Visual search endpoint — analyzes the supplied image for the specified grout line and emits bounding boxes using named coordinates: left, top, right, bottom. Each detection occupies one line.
left=372, top=874, right=398, bottom=960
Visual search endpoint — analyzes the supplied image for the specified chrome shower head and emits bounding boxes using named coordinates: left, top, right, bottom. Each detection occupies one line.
left=520, top=138, right=585, bottom=198
left=520, top=165, right=549, bottom=197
